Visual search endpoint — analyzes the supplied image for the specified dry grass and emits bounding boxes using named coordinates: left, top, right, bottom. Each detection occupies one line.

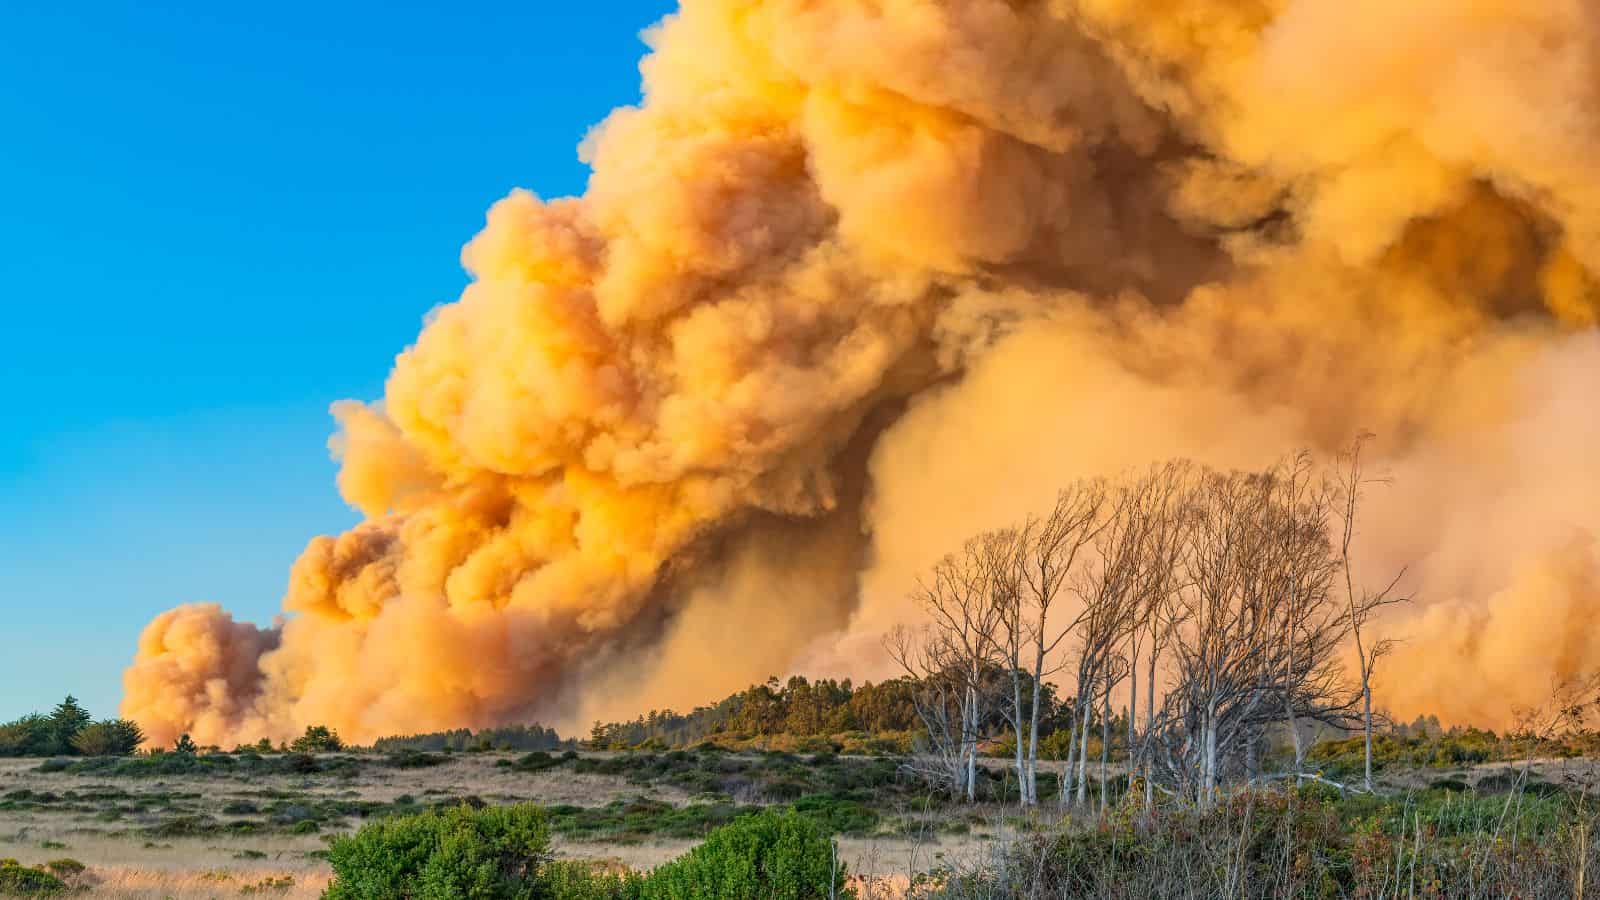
left=73, top=866, right=331, bottom=899
left=0, top=750, right=994, bottom=892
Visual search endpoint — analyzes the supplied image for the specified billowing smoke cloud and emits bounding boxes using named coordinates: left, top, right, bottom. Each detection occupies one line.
left=124, top=0, right=1600, bottom=746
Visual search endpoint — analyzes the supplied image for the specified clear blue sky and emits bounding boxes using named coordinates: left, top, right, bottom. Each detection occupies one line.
left=0, top=0, right=676, bottom=721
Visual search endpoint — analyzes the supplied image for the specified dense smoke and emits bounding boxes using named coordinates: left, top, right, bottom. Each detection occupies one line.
left=124, top=0, right=1600, bottom=746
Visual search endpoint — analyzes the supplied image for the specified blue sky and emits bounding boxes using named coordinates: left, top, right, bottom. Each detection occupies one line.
left=0, top=0, right=676, bottom=721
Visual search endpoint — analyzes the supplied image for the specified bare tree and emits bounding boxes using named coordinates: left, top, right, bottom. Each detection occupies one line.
left=889, top=536, right=1009, bottom=802
left=1151, top=463, right=1371, bottom=807
left=891, top=449, right=1411, bottom=812
left=1010, top=482, right=1108, bottom=807
left=885, top=624, right=968, bottom=799
left=1125, top=463, right=1193, bottom=813
left=1335, top=435, right=1408, bottom=793
left=1066, top=478, right=1153, bottom=807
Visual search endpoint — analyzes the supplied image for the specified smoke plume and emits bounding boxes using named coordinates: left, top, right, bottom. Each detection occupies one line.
left=125, top=0, right=1600, bottom=746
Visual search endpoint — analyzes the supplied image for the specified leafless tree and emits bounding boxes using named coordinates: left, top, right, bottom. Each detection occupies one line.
left=1008, top=482, right=1108, bottom=807
left=888, top=536, right=1009, bottom=802
left=891, top=448, right=1412, bottom=813
left=1066, top=478, right=1153, bottom=807
left=1335, top=434, right=1408, bottom=793
left=1151, top=463, right=1372, bottom=807
left=885, top=624, right=968, bottom=799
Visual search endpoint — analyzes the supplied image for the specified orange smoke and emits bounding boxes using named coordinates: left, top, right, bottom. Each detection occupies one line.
left=124, top=0, right=1600, bottom=746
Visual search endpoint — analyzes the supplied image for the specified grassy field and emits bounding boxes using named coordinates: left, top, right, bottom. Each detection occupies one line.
left=7, top=747, right=1599, bottom=898
left=0, top=749, right=1020, bottom=898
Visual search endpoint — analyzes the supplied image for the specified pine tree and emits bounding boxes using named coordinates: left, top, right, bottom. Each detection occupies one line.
left=46, top=696, right=92, bottom=756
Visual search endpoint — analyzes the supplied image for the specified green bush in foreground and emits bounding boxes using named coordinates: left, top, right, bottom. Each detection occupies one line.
left=0, top=859, right=68, bottom=896
left=323, top=805, right=851, bottom=900
left=324, top=803, right=552, bottom=900
left=645, top=809, right=851, bottom=900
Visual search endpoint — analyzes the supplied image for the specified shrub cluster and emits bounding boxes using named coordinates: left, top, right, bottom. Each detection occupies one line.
left=918, top=784, right=1598, bottom=899
left=323, top=805, right=851, bottom=900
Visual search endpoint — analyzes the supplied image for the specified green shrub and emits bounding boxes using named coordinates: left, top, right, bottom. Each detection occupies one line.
left=290, top=725, right=344, bottom=753
left=644, top=809, right=852, bottom=900
left=0, top=859, right=68, bottom=896
left=384, top=750, right=451, bottom=769
left=324, top=803, right=552, bottom=899
left=70, top=719, right=145, bottom=756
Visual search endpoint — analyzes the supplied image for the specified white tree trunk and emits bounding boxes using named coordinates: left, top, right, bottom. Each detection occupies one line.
left=1076, top=694, right=1093, bottom=806
left=1201, top=707, right=1218, bottom=809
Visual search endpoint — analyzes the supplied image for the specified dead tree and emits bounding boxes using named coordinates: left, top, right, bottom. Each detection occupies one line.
left=1336, top=435, right=1408, bottom=793
left=885, top=624, right=968, bottom=798
left=1159, top=465, right=1366, bottom=807
left=890, top=536, right=1008, bottom=803
left=1125, top=462, right=1193, bottom=813
left=1009, top=482, right=1108, bottom=807
left=1066, top=480, right=1149, bottom=807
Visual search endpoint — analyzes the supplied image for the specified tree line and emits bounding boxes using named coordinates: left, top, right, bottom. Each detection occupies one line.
left=889, top=441, right=1407, bottom=810
left=0, top=696, right=144, bottom=757
left=586, top=676, right=927, bottom=750
left=373, top=724, right=572, bottom=753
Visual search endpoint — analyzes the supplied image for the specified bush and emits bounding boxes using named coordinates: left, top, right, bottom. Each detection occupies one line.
left=0, top=859, right=67, bottom=896
left=290, top=725, right=344, bottom=753
left=70, top=719, right=145, bottom=757
left=324, top=804, right=552, bottom=899
left=645, top=809, right=852, bottom=900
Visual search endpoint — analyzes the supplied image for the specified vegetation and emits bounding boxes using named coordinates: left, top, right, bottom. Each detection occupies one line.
left=324, top=804, right=553, bottom=899
left=0, top=697, right=142, bottom=758
left=0, top=858, right=68, bottom=896
left=373, top=723, right=572, bottom=753
left=323, top=804, right=849, bottom=900
left=586, top=676, right=924, bottom=752
left=289, top=725, right=344, bottom=753
left=915, top=782, right=1600, bottom=899
left=66, top=719, right=144, bottom=757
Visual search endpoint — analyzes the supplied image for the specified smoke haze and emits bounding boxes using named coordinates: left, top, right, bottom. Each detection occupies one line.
left=124, top=0, right=1600, bottom=746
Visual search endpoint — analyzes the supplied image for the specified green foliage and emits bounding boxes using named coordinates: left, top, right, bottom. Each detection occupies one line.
left=1304, top=727, right=1600, bottom=778
left=373, top=723, right=572, bottom=754
left=0, top=859, right=67, bottom=896
left=321, top=803, right=850, bottom=900
left=566, top=748, right=916, bottom=808
left=47, top=749, right=364, bottom=779
left=645, top=809, right=852, bottom=900
left=69, top=719, right=145, bottom=756
left=0, top=716, right=52, bottom=758
left=44, top=697, right=90, bottom=756
left=0, top=697, right=111, bottom=758
left=545, top=798, right=747, bottom=841
left=172, top=733, right=199, bottom=755
left=289, top=725, right=344, bottom=753
left=324, top=803, right=553, bottom=900
left=383, top=749, right=453, bottom=769
left=588, top=676, right=923, bottom=750
left=497, top=750, right=578, bottom=773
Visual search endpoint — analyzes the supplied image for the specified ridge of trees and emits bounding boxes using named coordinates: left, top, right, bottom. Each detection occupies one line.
left=585, top=676, right=929, bottom=751
left=372, top=723, right=572, bottom=753
left=0, top=696, right=144, bottom=757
